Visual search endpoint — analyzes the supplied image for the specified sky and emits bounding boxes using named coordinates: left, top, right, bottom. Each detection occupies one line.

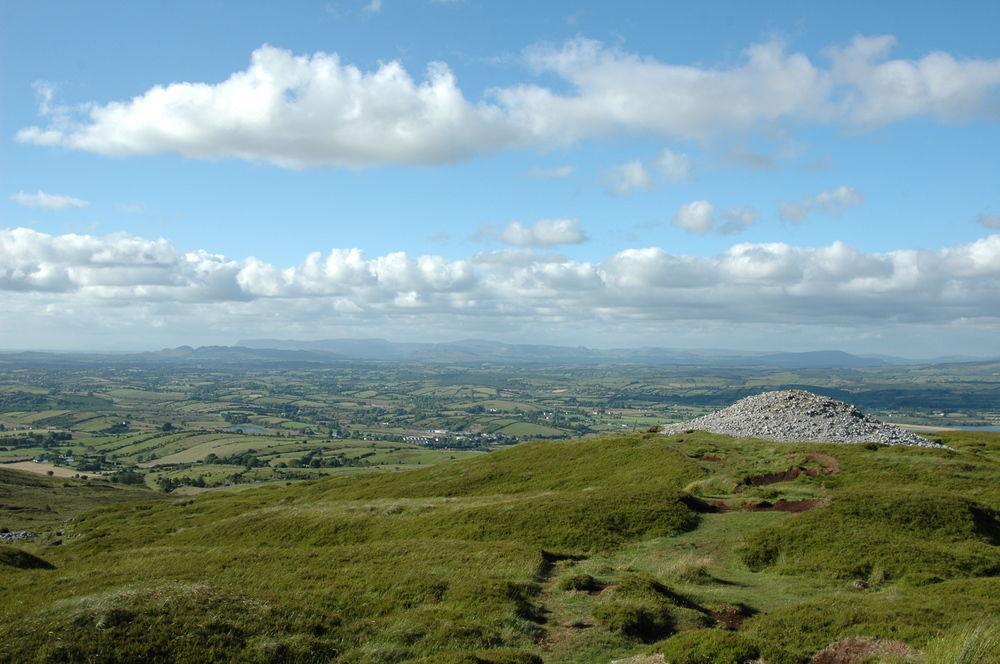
left=1, top=0, right=999, bottom=356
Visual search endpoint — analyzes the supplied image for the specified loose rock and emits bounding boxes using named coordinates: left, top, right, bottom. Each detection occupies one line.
left=0, top=530, right=35, bottom=542
left=662, top=390, right=939, bottom=447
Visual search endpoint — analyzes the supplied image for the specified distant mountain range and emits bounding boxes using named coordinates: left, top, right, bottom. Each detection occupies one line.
left=1, top=338, right=992, bottom=368
left=234, top=337, right=893, bottom=368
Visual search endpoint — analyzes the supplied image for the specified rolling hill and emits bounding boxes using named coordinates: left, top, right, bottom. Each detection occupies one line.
left=1, top=427, right=997, bottom=663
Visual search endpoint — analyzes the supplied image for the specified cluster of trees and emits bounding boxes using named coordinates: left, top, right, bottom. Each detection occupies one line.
left=223, top=412, right=251, bottom=424
left=156, top=475, right=208, bottom=492
left=283, top=449, right=372, bottom=469
left=204, top=450, right=266, bottom=468
left=0, top=431, right=71, bottom=451
left=76, top=454, right=108, bottom=472
left=107, top=469, right=145, bottom=485
left=101, top=421, right=130, bottom=435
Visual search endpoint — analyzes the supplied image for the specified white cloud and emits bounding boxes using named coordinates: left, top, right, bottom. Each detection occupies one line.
left=10, top=190, right=90, bottom=210
left=17, top=46, right=518, bottom=168
left=826, top=35, right=1000, bottom=124
left=671, top=202, right=758, bottom=235
left=498, top=218, right=586, bottom=246
left=528, top=164, right=574, bottom=178
left=673, top=200, right=714, bottom=234
left=1, top=227, right=999, bottom=350
left=18, top=36, right=1000, bottom=167
left=780, top=185, right=863, bottom=222
left=605, top=160, right=652, bottom=196
left=364, top=0, right=382, bottom=13
left=719, top=207, right=760, bottom=235
left=655, top=149, right=692, bottom=182
left=977, top=213, right=1000, bottom=229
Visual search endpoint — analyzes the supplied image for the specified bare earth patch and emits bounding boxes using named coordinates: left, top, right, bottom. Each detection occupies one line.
left=810, top=636, right=917, bottom=664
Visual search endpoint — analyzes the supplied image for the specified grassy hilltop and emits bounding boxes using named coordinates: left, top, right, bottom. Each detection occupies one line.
left=1, top=430, right=998, bottom=663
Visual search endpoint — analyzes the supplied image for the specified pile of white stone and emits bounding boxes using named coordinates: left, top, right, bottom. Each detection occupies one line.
left=0, top=530, right=35, bottom=543
left=661, top=390, right=940, bottom=447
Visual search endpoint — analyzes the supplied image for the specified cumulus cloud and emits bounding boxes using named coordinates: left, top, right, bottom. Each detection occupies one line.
left=672, top=201, right=760, bottom=235
left=606, top=149, right=690, bottom=195
left=655, top=149, right=692, bottom=182
left=17, top=46, right=519, bottom=168
left=977, top=213, right=1000, bottom=229
left=826, top=35, right=1000, bottom=124
left=673, top=200, right=715, bottom=234
left=10, top=190, right=90, bottom=210
left=1, top=227, right=999, bottom=349
left=17, top=36, right=1000, bottom=167
left=720, top=207, right=760, bottom=234
left=498, top=218, right=586, bottom=246
left=605, top=160, right=652, bottom=196
left=780, top=186, right=863, bottom=222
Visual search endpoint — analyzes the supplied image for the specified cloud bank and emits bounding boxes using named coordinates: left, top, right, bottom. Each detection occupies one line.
left=2, top=228, right=998, bottom=344
left=17, top=35, right=1000, bottom=167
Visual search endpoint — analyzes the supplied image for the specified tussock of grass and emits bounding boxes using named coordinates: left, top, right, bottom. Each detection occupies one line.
left=655, top=629, right=760, bottom=664
left=558, top=573, right=600, bottom=592
left=922, top=619, right=1000, bottom=664
left=594, top=574, right=712, bottom=643
left=665, top=554, right=716, bottom=584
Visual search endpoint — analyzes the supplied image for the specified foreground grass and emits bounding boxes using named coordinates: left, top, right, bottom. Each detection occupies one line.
left=0, top=430, right=997, bottom=663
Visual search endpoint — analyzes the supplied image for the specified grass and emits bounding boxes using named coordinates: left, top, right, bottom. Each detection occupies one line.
left=739, top=488, right=999, bottom=582
left=0, top=466, right=157, bottom=531
left=0, top=429, right=997, bottom=663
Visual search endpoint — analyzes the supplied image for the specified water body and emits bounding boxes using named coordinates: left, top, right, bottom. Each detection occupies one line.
left=945, top=425, right=1000, bottom=432
left=897, top=423, right=1000, bottom=433
left=223, top=425, right=265, bottom=434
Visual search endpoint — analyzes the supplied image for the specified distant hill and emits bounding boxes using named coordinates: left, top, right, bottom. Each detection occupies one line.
left=238, top=337, right=888, bottom=368
left=3, top=340, right=989, bottom=368
left=751, top=350, right=885, bottom=369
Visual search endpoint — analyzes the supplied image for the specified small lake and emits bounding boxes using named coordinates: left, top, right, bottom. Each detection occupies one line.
left=899, top=424, right=1000, bottom=432
left=223, top=425, right=265, bottom=434
left=945, top=425, right=1000, bottom=432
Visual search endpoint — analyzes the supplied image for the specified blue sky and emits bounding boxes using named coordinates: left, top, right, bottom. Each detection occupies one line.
left=1, top=1, right=999, bottom=355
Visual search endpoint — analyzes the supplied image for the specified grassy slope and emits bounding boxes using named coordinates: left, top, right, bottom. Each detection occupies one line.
left=0, top=431, right=997, bottom=663
left=0, top=466, right=157, bottom=532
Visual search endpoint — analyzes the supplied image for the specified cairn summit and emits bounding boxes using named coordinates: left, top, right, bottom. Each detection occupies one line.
left=661, top=390, right=939, bottom=447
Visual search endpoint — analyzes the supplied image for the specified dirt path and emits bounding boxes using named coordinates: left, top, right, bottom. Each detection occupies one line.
left=535, top=551, right=594, bottom=659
